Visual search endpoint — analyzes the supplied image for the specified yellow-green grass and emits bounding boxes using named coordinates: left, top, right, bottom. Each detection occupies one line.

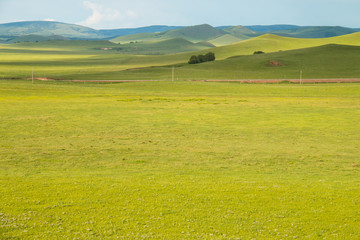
left=200, top=32, right=360, bottom=59
left=0, top=80, right=359, bottom=239
left=3, top=44, right=356, bottom=81
left=1, top=33, right=360, bottom=80
left=121, top=44, right=360, bottom=80
left=208, top=34, right=243, bottom=46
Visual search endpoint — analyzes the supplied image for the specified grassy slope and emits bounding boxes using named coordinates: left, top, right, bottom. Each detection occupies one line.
left=0, top=80, right=359, bottom=239
left=208, top=34, right=243, bottom=46
left=105, top=38, right=214, bottom=55
left=202, top=32, right=360, bottom=59
left=269, top=26, right=357, bottom=38
left=126, top=44, right=360, bottom=80
left=0, top=21, right=103, bottom=39
left=112, top=24, right=226, bottom=44
left=1, top=33, right=360, bottom=80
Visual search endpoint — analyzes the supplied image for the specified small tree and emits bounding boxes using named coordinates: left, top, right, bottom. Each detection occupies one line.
left=188, top=55, right=199, bottom=64
left=205, top=52, right=215, bottom=61
left=253, top=51, right=265, bottom=55
left=188, top=52, right=216, bottom=64
left=198, top=54, right=206, bottom=63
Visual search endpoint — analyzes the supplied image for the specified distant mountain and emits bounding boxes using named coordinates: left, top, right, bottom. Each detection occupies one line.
left=112, top=24, right=227, bottom=43
left=245, top=25, right=359, bottom=38
left=111, top=37, right=214, bottom=55
left=269, top=26, right=358, bottom=38
left=6, top=34, right=69, bottom=43
left=99, top=25, right=183, bottom=38
left=0, top=21, right=359, bottom=46
left=0, top=21, right=183, bottom=41
left=208, top=34, right=243, bottom=46
left=158, top=24, right=227, bottom=42
left=0, top=21, right=104, bottom=39
left=216, top=26, right=233, bottom=29
left=223, top=26, right=261, bottom=39
left=246, top=25, right=300, bottom=32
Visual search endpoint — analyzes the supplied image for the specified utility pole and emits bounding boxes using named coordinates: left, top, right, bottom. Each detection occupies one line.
left=32, top=67, right=34, bottom=84
left=172, top=66, right=175, bottom=82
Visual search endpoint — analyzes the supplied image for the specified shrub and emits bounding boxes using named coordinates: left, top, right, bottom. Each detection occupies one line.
left=188, top=55, right=199, bottom=64
left=254, top=51, right=265, bottom=54
left=188, top=52, right=215, bottom=64
left=205, top=52, right=215, bottom=62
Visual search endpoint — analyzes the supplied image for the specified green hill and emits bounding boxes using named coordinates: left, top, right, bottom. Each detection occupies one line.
left=98, top=25, right=183, bottom=38
left=208, top=34, right=243, bottom=46
left=223, top=25, right=259, bottom=38
left=270, top=26, right=357, bottom=38
left=205, top=25, right=263, bottom=46
left=246, top=25, right=300, bottom=32
left=6, top=34, right=69, bottom=43
left=109, top=38, right=214, bottom=55
left=8, top=40, right=119, bottom=53
left=2, top=32, right=360, bottom=80
left=0, top=21, right=104, bottom=39
left=0, top=21, right=185, bottom=40
left=158, top=24, right=226, bottom=42
left=108, top=44, right=360, bottom=80
left=112, top=24, right=227, bottom=43
left=192, top=32, right=360, bottom=60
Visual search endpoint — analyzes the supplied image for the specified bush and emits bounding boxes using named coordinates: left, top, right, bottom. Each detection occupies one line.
left=253, top=51, right=265, bottom=55
left=205, top=52, right=215, bottom=61
left=188, top=52, right=215, bottom=64
left=188, top=55, right=199, bottom=64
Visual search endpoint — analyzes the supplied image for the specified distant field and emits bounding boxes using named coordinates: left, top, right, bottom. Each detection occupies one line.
left=0, top=80, right=359, bottom=239
left=1, top=33, right=360, bottom=80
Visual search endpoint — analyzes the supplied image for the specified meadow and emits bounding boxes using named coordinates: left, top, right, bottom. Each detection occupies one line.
left=0, top=80, right=359, bottom=239
left=1, top=33, right=360, bottom=81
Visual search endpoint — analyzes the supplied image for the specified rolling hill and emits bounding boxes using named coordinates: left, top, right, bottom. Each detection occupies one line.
left=112, top=24, right=227, bottom=44
left=269, top=26, right=358, bottom=38
left=1, top=21, right=359, bottom=46
left=0, top=21, right=104, bottom=39
left=245, top=25, right=300, bottom=32
left=98, top=25, right=183, bottom=38
left=109, top=38, right=215, bottom=55
left=190, top=32, right=360, bottom=60
left=96, top=44, right=360, bottom=80
left=223, top=25, right=259, bottom=38
left=208, top=34, right=243, bottom=46
left=0, top=21, right=183, bottom=41
left=111, top=24, right=360, bottom=48
left=6, top=34, right=69, bottom=43
left=1, top=29, right=360, bottom=80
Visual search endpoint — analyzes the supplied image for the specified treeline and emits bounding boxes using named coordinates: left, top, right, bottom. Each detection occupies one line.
left=188, top=52, right=215, bottom=64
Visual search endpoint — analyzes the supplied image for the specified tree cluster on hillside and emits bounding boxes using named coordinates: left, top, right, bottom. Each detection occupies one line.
left=253, top=51, right=265, bottom=54
left=188, top=52, right=215, bottom=64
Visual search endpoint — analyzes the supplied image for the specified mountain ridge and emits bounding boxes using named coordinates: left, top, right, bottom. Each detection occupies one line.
left=0, top=21, right=359, bottom=45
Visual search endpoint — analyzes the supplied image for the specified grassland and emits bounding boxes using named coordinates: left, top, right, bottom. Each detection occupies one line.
left=0, top=80, right=359, bottom=239
left=1, top=33, right=360, bottom=81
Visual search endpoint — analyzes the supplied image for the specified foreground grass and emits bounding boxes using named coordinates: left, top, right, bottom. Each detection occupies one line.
left=0, top=80, right=359, bottom=239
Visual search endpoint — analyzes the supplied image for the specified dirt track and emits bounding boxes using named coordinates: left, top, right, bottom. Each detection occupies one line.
left=194, top=79, right=360, bottom=83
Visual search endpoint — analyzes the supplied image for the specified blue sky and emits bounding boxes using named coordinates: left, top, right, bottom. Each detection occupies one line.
left=0, top=0, right=359, bottom=29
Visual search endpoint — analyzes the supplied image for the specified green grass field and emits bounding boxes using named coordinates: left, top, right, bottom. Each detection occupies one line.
left=0, top=80, right=359, bottom=239
left=1, top=33, right=360, bottom=80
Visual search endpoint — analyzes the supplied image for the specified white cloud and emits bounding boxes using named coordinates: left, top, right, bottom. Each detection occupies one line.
left=44, top=18, right=55, bottom=22
left=79, top=1, right=137, bottom=28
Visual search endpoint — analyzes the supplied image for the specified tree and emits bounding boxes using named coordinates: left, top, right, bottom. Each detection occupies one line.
left=188, top=52, right=216, bottom=64
left=198, top=54, right=206, bottom=63
left=253, top=51, right=265, bottom=55
left=188, top=55, right=199, bottom=64
left=205, top=52, right=215, bottom=61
